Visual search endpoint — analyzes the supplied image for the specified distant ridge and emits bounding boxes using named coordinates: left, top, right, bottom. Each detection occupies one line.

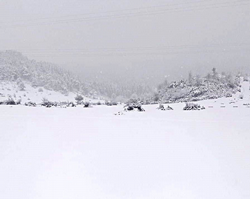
left=155, top=69, right=243, bottom=103
left=0, top=50, right=90, bottom=95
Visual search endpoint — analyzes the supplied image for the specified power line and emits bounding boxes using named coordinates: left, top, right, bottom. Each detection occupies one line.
left=9, top=48, right=250, bottom=58
left=0, top=0, right=212, bottom=22
left=9, top=43, right=250, bottom=52
left=0, top=0, right=249, bottom=28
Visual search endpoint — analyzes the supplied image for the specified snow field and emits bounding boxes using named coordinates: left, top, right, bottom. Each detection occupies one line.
left=0, top=103, right=250, bottom=199
left=0, top=78, right=250, bottom=199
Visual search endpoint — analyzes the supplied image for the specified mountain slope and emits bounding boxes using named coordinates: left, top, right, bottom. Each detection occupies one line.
left=155, top=71, right=241, bottom=103
left=0, top=50, right=102, bottom=103
left=0, top=51, right=89, bottom=94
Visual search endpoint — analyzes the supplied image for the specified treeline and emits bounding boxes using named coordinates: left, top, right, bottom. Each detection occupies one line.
left=0, top=51, right=89, bottom=96
left=153, top=68, right=242, bottom=103
left=0, top=51, right=246, bottom=104
left=86, top=80, right=153, bottom=103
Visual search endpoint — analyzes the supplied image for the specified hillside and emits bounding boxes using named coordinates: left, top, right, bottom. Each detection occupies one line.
left=0, top=50, right=100, bottom=103
left=1, top=79, right=250, bottom=199
left=155, top=69, right=242, bottom=103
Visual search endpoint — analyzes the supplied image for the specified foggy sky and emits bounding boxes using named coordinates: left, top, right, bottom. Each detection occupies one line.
left=1, top=0, right=250, bottom=85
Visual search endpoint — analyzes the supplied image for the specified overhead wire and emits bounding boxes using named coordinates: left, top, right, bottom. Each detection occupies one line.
left=1, top=1, right=249, bottom=58
left=11, top=45, right=250, bottom=57
left=0, top=0, right=249, bottom=28
left=0, top=0, right=213, bottom=22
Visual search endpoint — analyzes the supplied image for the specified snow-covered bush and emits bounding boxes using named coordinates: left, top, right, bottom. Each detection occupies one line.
left=75, top=95, right=84, bottom=104
left=67, top=102, right=76, bottom=107
left=41, top=98, right=57, bottom=108
left=16, top=99, right=21, bottom=105
left=25, top=102, right=36, bottom=107
left=4, top=97, right=16, bottom=105
left=166, top=105, right=173, bottom=110
left=226, top=93, right=232, bottom=98
left=157, top=104, right=165, bottom=110
left=183, top=103, right=205, bottom=110
left=83, top=102, right=91, bottom=108
left=124, top=103, right=145, bottom=112
left=105, top=101, right=113, bottom=106
left=157, top=104, right=174, bottom=111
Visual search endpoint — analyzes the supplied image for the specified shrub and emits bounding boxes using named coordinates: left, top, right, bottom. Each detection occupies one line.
left=105, top=101, right=112, bottom=106
left=83, top=102, right=91, bottom=108
left=67, top=102, right=76, bottom=107
left=75, top=95, right=84, bottom=104
left=41, top=98, right=56, bottom=108
left=166, top=105, right=173, bottom=110
left=124, top=103, right=145, bottom=112
left=4, top=98, right=16, bottom=105
left=157, top=104, right=165, bottom=110
left=25, top=102, right=36, bottom=107
left=16, top=99, right=21, bottom=105
left=183, top=103, right=205, bottom=110
left=157, top=104, right=173, bottom=111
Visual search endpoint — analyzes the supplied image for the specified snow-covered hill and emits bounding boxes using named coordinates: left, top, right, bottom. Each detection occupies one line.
left=0, top=50, right=102, bottom=103
left=155, top=70, right=241, bottom=103
left=0, top=81, right=77, bottom=103
left=0, top=79, right=250, bottom=199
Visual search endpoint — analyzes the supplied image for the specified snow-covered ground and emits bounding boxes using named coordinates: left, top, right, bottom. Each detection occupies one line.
left=1, top=80, right=250, bottom=199
left=0, top=81, right=101, bottom=104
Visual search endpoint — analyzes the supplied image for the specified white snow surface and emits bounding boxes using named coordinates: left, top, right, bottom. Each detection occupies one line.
left=0, top=81, right=100, bottom=104
left=1, top=79, right=250, bottom=199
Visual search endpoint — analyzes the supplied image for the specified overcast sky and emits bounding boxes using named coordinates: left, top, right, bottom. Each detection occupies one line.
left=1, top=0, right=250, bottom=84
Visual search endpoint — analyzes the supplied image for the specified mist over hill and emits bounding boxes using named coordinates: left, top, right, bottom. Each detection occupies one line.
left=154, top=68, right=242, bottom=104
left=60, top=52, right=250, bottom=102
left=0, top=50, right=154, bottom=102
left=0, top=51, right=98, bottom=97
left=1, top=50, right=249, bottom=104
